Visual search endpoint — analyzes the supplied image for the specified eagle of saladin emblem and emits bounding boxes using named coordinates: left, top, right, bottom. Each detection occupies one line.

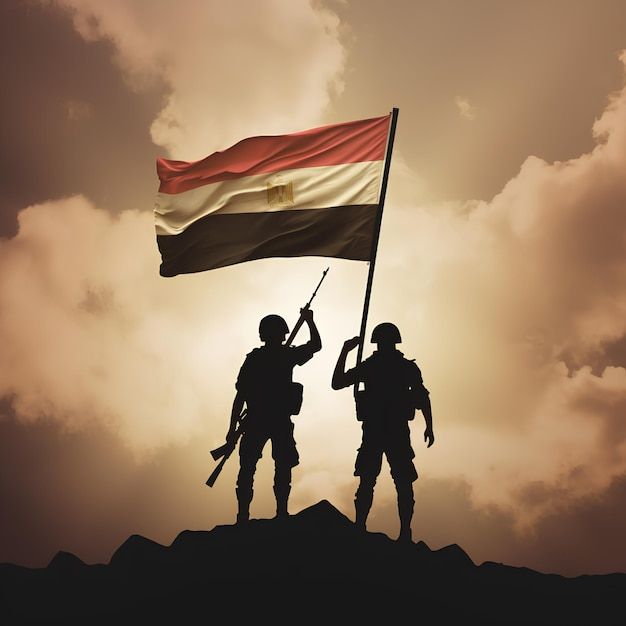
left=267, top=175, right=294, bottom=208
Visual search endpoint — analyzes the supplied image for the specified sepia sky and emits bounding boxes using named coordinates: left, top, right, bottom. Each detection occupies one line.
left=2, top=0, right=626, bottom=576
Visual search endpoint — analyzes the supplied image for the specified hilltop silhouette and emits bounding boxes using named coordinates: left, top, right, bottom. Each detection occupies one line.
left=1, top=500, right=625, bottom=625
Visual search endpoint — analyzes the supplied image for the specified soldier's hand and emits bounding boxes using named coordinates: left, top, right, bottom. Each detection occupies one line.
left=343, top=336, right=360, bottom=351
left=424, top=428, right=435, bottom=448
left=300, top=307, right=314, bottom=322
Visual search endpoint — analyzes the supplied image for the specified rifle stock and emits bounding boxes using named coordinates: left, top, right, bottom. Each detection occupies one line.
left=206, top=411, right=246, bottom=487
left=206, top=452, right=230, bottom=487
left=210, top=441, right=230, bottom=461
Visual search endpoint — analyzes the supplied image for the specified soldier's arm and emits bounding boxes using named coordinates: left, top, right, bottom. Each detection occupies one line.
left=300, top=307, right=322, bottom=353
left=227, top=356, right=250, bottom=442
left=226, top=390, right=245, bottom=444
left=291, top=308, right=322, bottom=366
left=412, top=365, right=434, bottom=447
left=331, top=337, right=360, bottom=390
left=421, top=396, right=434, bottom=447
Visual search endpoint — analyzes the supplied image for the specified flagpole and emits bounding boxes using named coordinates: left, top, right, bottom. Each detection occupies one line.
left=354, top=107, right=399, bottom=370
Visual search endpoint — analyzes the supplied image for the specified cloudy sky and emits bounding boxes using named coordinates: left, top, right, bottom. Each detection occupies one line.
left=2, top=0, right=626, bottom=576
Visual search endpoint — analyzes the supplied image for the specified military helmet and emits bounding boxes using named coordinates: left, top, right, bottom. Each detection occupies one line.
left=370, top=322, right=402, bottom=344
left=259, top=314, right=289, bottom=341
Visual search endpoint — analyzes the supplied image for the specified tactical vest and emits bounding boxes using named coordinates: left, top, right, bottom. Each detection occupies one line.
left=239, top=346, right=303, bottom=416
left=354, top=351, right=423, bottom=422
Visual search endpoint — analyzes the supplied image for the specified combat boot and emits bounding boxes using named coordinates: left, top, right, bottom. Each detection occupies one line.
left=274, top=486, right=290, bottom=519
left=354, top=504, right=367, bottom=532
left=273, top=467, right=292, bottom=520
left=236, top=487, right=252, bottom=524
left=396, top=482, right=414, bottom=543
left=354, top=477, right=376, bottom=532
left=275, top=500, right=289, bottom=519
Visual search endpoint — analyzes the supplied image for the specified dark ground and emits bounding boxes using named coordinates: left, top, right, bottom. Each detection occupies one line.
left=1, top=500, right=625, bottom=625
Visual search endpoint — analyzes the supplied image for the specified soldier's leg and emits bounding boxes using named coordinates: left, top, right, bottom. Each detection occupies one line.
left=271, top=419, right=299, bottom=519
left=394, top=479, right=415, bottom=542
left=273, top=465, right=292, bottom=518
left=235, top=460, right=256, bottom=524
left=388, top=422, right=418, bottom=542
left=354, top=422, right=383, bottom=531
left=236, top=430, right=266, bottom=523
left=354, top=475, right=377, bottom=531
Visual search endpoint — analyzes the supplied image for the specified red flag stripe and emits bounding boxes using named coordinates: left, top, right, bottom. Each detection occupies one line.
left=157, top=115, right=390, bottom=195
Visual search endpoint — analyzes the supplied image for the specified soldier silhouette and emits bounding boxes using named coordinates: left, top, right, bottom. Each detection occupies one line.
left=332, top=322, right=434, bottom=543
left=226, top=309, right=321, bottom=523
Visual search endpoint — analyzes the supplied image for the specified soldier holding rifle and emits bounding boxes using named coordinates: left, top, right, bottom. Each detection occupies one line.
left=211, top=270, right=327, bottom=524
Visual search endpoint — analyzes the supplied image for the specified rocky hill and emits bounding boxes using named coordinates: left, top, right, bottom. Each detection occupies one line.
left=1, top=500, right=625, bottom=624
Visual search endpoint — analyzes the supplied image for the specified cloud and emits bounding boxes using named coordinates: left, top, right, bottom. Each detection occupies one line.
left=0, top=193, right=378, bottom=456
left=63, top=99, right=93, bottom=121
left=0, top=196, right=249, bottom=451
left=360, top=474, right=626, bottom=576
left=455, top=95, right=476, bottom=120
left=4, top=0, right=348, bottom=453
left=366, top=52, right=626, bottom=527
left=50, top=0, right=346, bottom=159
left=2, top=4, right=624, bottom=572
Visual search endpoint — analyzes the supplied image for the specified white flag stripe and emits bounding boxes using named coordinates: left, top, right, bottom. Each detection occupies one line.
left=154, top=160, right=383, bottom=236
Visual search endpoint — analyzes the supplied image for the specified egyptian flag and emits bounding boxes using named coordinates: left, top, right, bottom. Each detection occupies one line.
left=154, top=114, right=391, bottom=276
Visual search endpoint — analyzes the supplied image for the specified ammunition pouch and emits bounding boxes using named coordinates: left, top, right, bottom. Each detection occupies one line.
left=288, top=382, right=304, bottom=416
left=354, top=389, right=369, bottom=422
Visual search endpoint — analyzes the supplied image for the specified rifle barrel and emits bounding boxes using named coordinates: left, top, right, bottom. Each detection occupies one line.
left=285, top=267, right=329, bottom=347
left=307, top=267, right=329, bottom=306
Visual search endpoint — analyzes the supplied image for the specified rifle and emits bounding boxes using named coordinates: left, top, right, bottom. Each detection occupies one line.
left=206, top=267, right=330, bottom=487
left=205, top=411, right=246, bottom=487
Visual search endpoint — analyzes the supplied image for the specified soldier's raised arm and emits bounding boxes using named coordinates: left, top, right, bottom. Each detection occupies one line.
left=332, top=336, right=360, bottom=390
left=300, top=307, right=322, bottom=353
